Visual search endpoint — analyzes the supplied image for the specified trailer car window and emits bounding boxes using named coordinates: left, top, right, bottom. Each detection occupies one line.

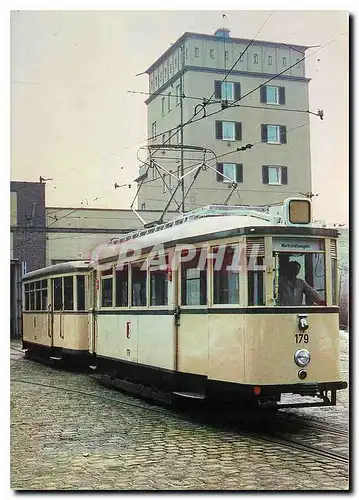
left=181, top=249, right=207, bottom=305
left=53, top=278, right=63, bottom=311
left=132, top=262, right=147, bottom=306
left=63, top=276, right=74, bottom=310
left=247, top=257, right=265, bottom=306
left=77, top=275, right=85, bottom=311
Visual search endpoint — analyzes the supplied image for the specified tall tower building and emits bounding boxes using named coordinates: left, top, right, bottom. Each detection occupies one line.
left=136, top=29, right=312, bottom=212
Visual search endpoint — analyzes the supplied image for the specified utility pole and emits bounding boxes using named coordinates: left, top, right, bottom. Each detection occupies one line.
left=180, top=44, right=185, bottom=212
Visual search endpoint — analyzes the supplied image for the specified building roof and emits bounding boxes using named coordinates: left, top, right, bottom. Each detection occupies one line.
left=145, top=30, right=311, bottom=74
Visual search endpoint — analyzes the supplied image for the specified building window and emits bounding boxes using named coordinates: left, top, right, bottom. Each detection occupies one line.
left=210, top=49, right=215, bottom=59
left=185, top=48, right=188, bottom=58
left=175, top=58, right=177, bottom=68
left=262, top=165, right=288, bottom=185
left=151, top=121, right=157, bottom=140
left=159, top=72, right=162, bottom=82
left=168, top=92, right=171, bottom=112
left=260, top=85, right=285, bottom=105
left=268, top=55, right=273, bottom=65
left=176, top=84, right=181, bottom=104
left=261, top=124, right=287, bottom=144
left=169, top=63, right=172, bottom=74
left=221, top=82, right=234, bottom=101
left=181, top=249, right=207, bottom=305
left=115, top=266, right=128, bottom=307
left=155, top=76, right=158, bottom=87
left=161, top=97, right=166, bottom=116
left=131, top=262, right=147, bottom=306
left=141, top=203, right=146, bottom=211
left=164, top=68, right=167, bottom=80
left=213, top=246, right=239, bottom=305
left=216, top=163, right=243, bottom=183
left=162, top=133, right=166, bottom=145
left=195, top=47, right=199, bottom=57
left=215, top=120, right=242, bottom=141
left=254, top=54, right=259, bottom=64
left=214, top=81, right=240, bottom=101
left=224, top=50, right=228, bottom=60
left=282, top=57, right=287, bottom=67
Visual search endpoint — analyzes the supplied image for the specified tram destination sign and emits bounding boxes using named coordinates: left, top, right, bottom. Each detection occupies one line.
left=272, top=238, right=323, bottom=252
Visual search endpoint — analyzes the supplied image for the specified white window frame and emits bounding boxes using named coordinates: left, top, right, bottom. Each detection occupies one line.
left=254, top=54, right=259, bottom=64
left=267, top=125, right=281, bottom=144
left=195, top=47, right=199, bottom=57
left=266, top=86, right=279, bottom=105
left=267, top=166, right=283, bottom=185
left=222, top=163, right=237, bottom=183
left=282, top=57, right=287, bottom=67
left=225, top=51, right=228, bottom=60
left=210, top=49, right=215, bottom=59
left=268, top=55, right=273, bottom=65
left=221, top=82, right=234, bottom=101
left=168, top=92, right=171, bottom=112
left=222, top=121, right=235, bottom=141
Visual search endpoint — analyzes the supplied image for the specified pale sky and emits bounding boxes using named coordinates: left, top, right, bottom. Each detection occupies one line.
left=10, top=9, right=349, bottom=224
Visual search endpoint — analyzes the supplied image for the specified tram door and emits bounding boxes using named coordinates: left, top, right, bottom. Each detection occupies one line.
left=47, top=280, right=54, bottom=348
left=88, top=271, right=97, bottom=354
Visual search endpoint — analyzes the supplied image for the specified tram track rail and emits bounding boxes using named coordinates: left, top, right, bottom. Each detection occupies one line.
left=11, top=373, right=349, bottom=467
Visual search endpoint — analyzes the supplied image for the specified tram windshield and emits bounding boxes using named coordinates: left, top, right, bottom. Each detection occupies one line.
left=273, top=250, right=326, bottom=306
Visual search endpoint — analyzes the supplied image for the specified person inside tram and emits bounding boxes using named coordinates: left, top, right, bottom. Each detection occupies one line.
left=278, top=260, right=325, bottom=306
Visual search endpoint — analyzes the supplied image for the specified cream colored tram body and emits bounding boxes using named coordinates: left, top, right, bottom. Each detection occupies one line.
left=91, top=198, right=347, bottom=409
left=22, top=261, right=91, bottom=363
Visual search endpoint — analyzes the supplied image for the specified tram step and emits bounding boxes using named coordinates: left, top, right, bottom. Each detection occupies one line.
left=172, top=391, right=206, bottom=400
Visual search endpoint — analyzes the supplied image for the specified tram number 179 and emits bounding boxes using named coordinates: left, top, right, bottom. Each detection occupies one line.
left=295, top=333, right=309, bottom=344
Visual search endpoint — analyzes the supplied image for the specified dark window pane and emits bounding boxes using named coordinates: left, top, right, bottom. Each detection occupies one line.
left=35, top=280, right=41, bottom=290
left=77, top=275, right=85, bottom=311
left=63, top=276, right=74, bottom=310
left=248, top=257, right=264, bottom=306
left=101, top=278, right=113, bottom=307
left=25, top=292, right=29, bottom=311
left=30, top=291, right=35, bottom=311
left=150, top=270, right=168, bottom=306
left=25, top=283, right=30, bottom=292
left=132, top=263, right=147, bottom=306
left=53, top=278, right=62, bottom=310
left=116, top=268, right=128, bottom=307
left=30, top=282, right=35, bottom=290
left=41, top=279, right=47, bottom=289
left=35, top=290, right=41, bottom=310
left=332, top=259, right=338, bottom=305
left=213, top=247, right=239, bottom=304
left=181, top=249, right=207, bottom=305
left=41, top=288, right=47, bottom=311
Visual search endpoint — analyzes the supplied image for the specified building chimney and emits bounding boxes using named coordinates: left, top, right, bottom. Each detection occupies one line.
left=214, top=28, right=230, bottom=38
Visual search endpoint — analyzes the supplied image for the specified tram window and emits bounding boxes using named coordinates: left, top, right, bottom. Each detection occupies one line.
left=35, top=288, right=41, bottom=311
left=53, top=278, right=63, bottom=311
left=115, top=267, right=128, bottom=307
left=274, top=252, right=326, bottom=306
left=213, top=247, right=239, bottom=304
left=332, top=259, right=338, bottom=305
left=41, top=286, right=48, bottom=311
left=150, top=269, right=168, bottom=306
left=132, top=262, right=147, bottom=307
left=181, top=249, right=207, bottom=305
left=77, top=275, right=85, bottom=311
left=248, top=257, right=265, bottom=306
left=24, top=284, right=30, bottom=311
left=63, top=276, right=74, bottom=310
left=101, top=278, right=113, bottom=307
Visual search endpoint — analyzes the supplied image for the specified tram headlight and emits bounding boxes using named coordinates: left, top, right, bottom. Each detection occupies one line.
left=294, top=349, right=311, bottom=367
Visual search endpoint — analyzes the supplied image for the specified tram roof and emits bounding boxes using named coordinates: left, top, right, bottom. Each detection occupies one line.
left=93, top=213, right=338, bottom=264
left=23, top=260, right=91, bottom=281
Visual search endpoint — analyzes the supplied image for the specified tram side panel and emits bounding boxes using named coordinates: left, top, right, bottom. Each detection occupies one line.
left=137, top=315, right=176, bottom=371
left=52, top=314, right=89, bottom=353
left=23, top=313, right=50, bottom=347
left=176, top=314, right=209, bottom=376
left=96, top=314, right=139, bottom=364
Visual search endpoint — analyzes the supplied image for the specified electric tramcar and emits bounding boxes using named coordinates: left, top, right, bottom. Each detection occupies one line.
left=21, top=197, right=347, bottom=409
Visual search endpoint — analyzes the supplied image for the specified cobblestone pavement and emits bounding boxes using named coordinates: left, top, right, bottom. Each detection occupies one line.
left=10, top=332, right=349, bottom=491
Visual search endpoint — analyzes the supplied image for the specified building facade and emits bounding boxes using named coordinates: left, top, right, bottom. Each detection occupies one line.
left=137, top=29, right=312, bottom=211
